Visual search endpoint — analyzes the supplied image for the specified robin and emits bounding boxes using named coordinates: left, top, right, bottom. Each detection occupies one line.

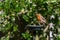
left=36, top=13, right=49, bottom=32
left=36, top=13, right=46, bottom=25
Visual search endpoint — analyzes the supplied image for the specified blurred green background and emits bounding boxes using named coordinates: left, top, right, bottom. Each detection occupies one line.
left=0, top=0, right=60, bottom=40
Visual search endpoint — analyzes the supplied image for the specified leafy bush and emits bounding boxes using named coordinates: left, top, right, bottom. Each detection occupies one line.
left=0, top=0, right=60, bottom=40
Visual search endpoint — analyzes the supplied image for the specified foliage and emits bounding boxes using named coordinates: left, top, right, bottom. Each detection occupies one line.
left=22, top=32, right=32, bottom=40
left=0, top=0, right=60, bottom=40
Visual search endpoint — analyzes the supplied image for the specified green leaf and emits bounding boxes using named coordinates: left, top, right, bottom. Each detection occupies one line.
left=22, top=15, right=29, bottom=22
left=13, top=25, right=18, bottom=32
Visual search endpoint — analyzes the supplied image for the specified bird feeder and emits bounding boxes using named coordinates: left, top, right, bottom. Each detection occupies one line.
left=25, top=25, right=44, bottom=40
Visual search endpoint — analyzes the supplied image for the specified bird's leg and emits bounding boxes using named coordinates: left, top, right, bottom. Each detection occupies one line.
left=38, top=21, right=42, bottom=26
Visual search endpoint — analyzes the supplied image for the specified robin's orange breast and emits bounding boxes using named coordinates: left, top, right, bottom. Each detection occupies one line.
left=36, top=14, right=42, bottom=21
